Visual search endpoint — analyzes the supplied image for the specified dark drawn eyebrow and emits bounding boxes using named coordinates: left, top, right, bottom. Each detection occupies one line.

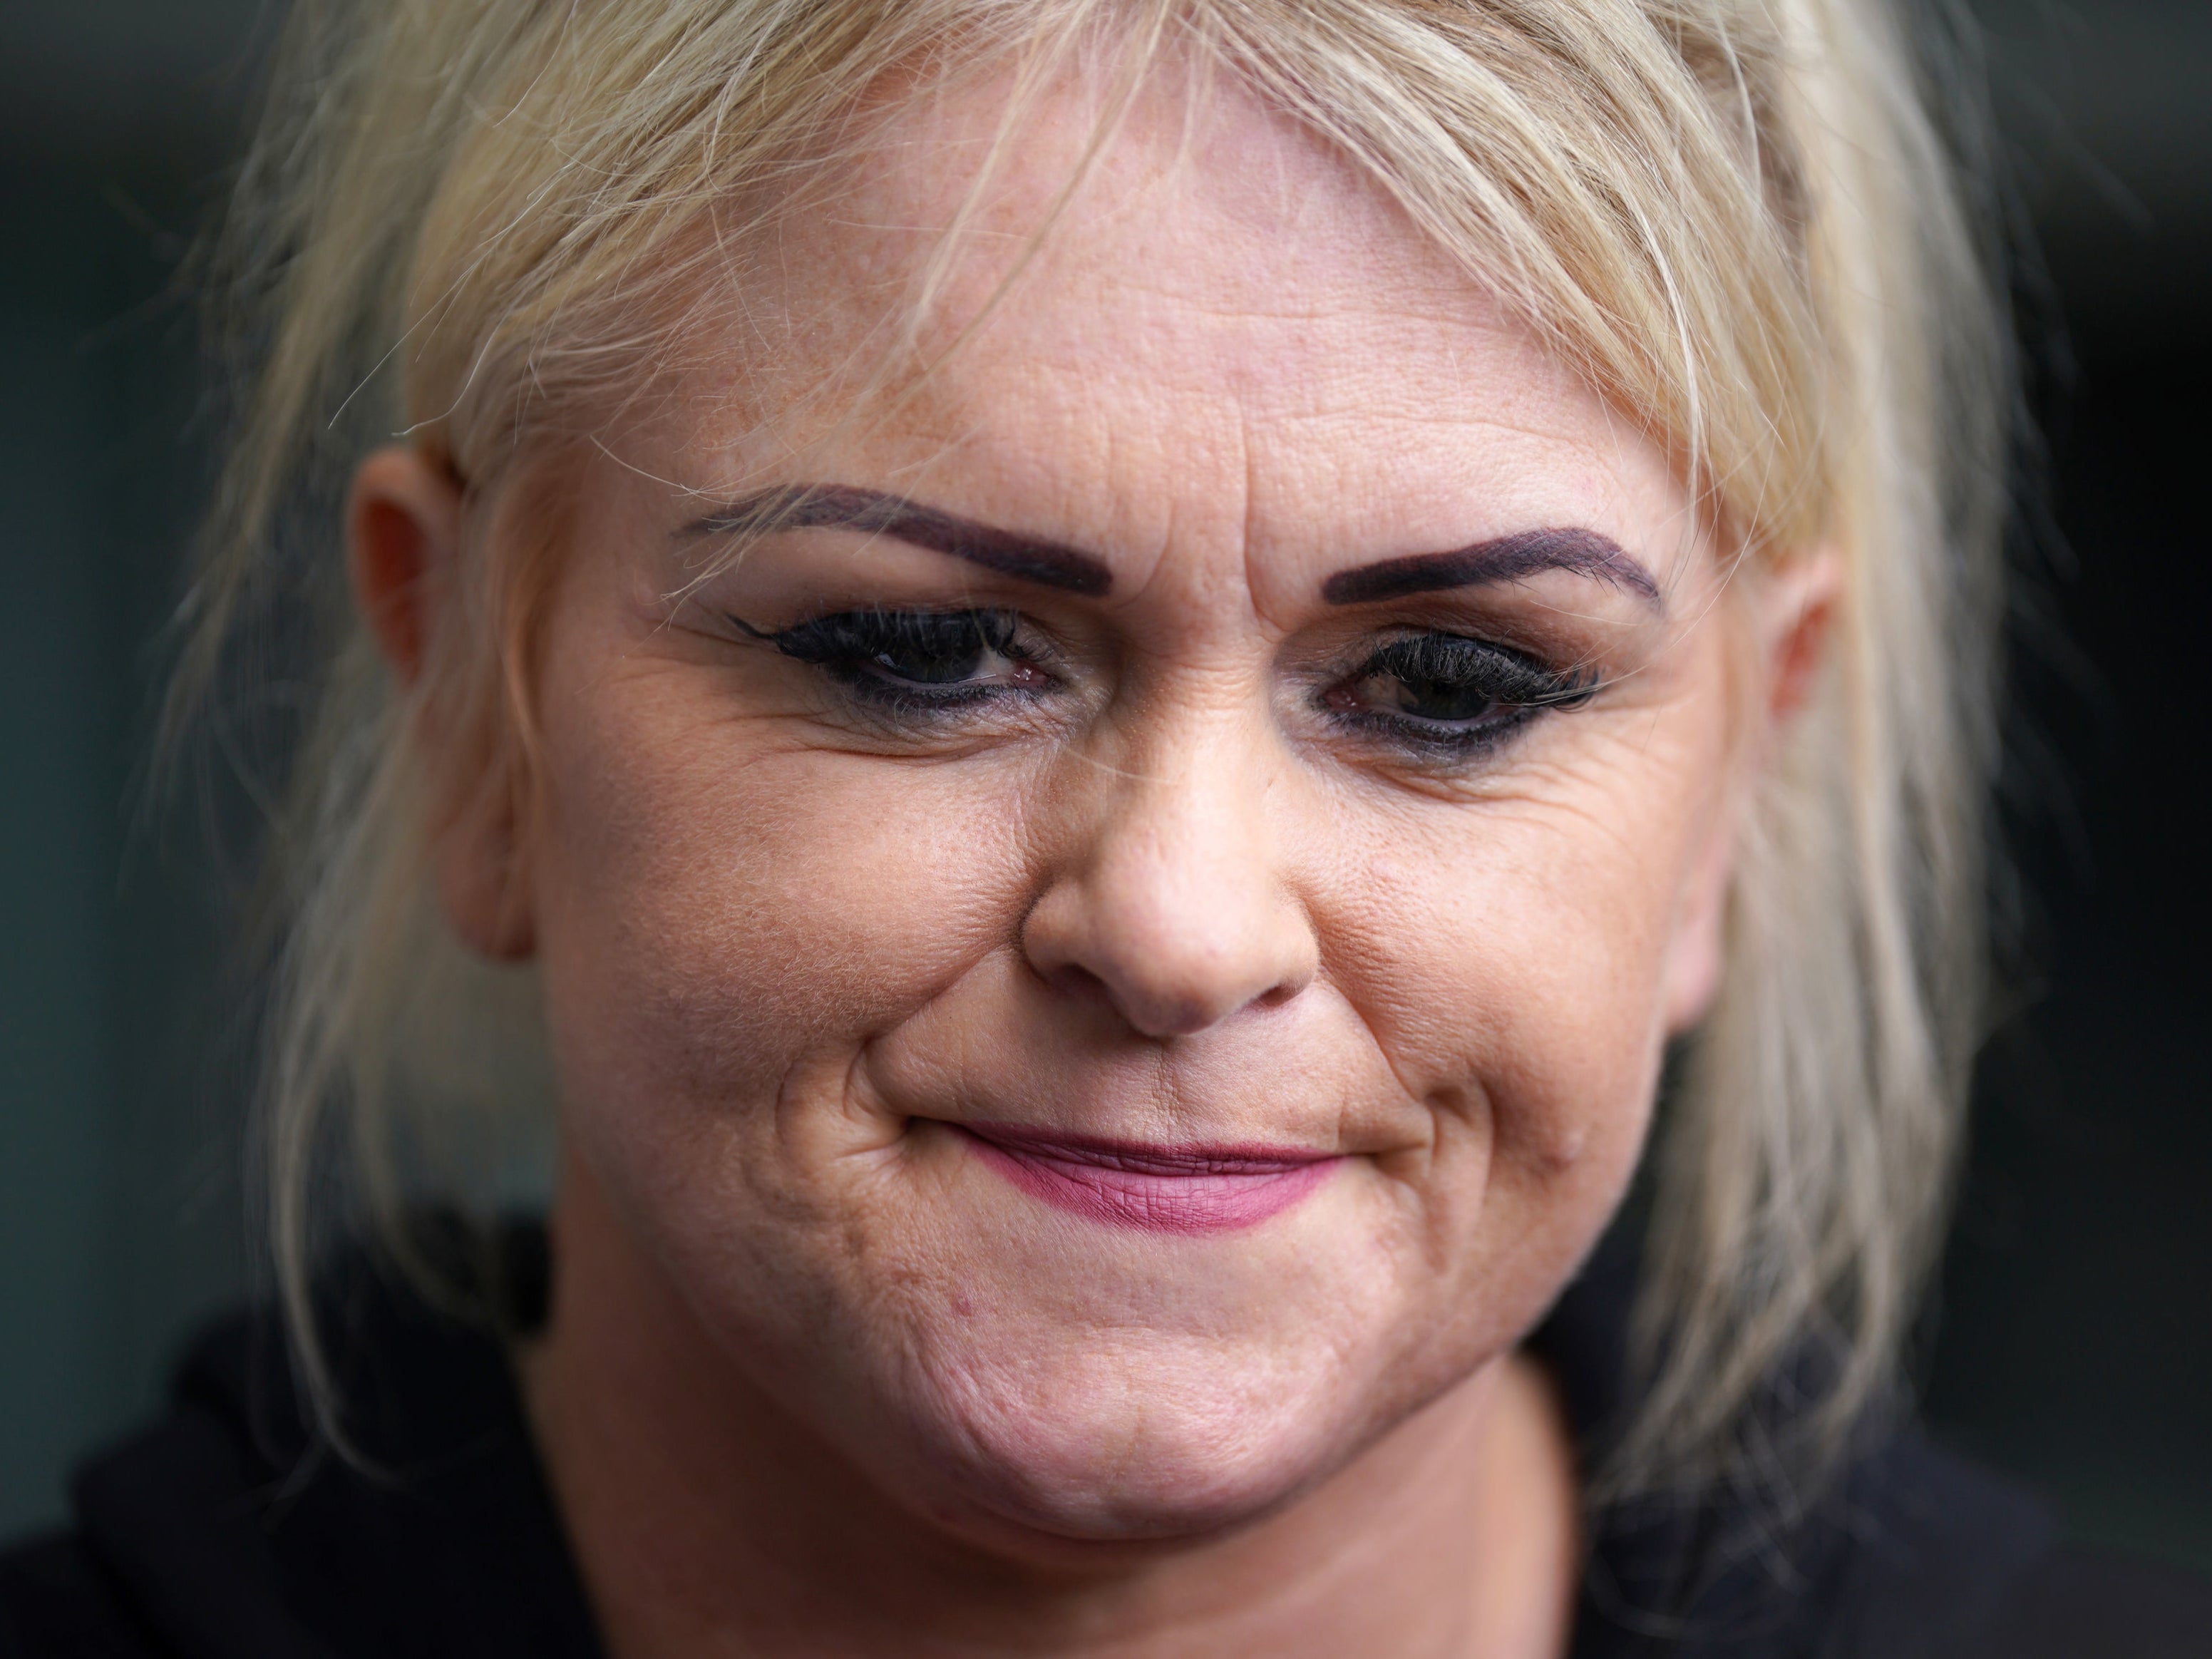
left=1320, top=528, right=1663, bottom=611
left=683, top=484, right=1113, bottom=597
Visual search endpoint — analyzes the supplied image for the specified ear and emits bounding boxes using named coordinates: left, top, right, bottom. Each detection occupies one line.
left=1756, top=548, right=1843, bottom=731
left=1660, top=548, right=1842, bottom=1034
left=349, top=446, right=460, bottom=684
left=347, top=445, right=537, bottom=962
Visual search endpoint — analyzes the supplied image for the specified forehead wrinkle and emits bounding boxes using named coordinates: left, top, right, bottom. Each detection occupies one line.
left=1236, top=398, right=1267, bottom=637
left=681, top=61, right=1702, bottom=627
left=707, top=102, right=1521, bottom=486
left=1081, top=402, right=1257, bottom=630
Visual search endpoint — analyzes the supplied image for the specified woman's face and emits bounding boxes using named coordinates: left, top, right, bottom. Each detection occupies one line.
left=453, top=78, right=1766, bottom=1542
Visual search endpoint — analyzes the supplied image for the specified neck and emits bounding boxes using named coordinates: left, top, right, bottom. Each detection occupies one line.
left=523, top=1159, right=1579, bottom=1659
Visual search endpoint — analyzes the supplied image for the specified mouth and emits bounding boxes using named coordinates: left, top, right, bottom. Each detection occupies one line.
left=950, top=1122, right=1342, bottom=1235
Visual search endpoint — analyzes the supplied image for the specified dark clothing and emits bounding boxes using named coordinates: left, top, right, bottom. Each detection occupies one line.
left=4, top=1228, right=2208, bottom=1657
left=1533, top=1245, right=2212, bottom=1656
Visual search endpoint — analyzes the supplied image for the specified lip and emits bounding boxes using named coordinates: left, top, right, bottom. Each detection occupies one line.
left=951, top=1121, right=1341, bottom=1235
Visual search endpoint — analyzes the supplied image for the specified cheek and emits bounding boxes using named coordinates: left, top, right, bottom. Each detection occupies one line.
left=527, top=659, right=1041, bottom=1148
left=515, top=587, right=1739, bottom=1535
left=1334, top=721, right=1732, bottom=1236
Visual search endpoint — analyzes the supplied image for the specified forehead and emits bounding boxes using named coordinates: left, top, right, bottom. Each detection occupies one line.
left=672, top=59, right=1686, bottom=568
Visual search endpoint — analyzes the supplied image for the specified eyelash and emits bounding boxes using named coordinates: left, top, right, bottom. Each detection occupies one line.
left=735, top=607, right=1598, bottom=754
left=1321, top=633, right=1598, bottom=755
left=736, top=607, right=1054, bottom=711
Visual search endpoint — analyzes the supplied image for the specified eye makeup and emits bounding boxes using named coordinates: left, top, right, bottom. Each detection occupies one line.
left=686, top=492, right=1635, bottom=757
left=723, top=590, right=1603, bottom=765
left=1317, top=632, right=1599, bottom=756
left=729, top=605, right=1058, bottom=712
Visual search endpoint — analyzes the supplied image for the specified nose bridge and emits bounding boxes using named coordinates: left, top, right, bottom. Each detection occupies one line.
left=1111, top=721, right=1266, bottom=925
left=1023, top=697, right=1319, bottom=1039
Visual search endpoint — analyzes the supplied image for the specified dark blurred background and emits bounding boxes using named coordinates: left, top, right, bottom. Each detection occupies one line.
left=2, top=0, right=2207, bottom=1564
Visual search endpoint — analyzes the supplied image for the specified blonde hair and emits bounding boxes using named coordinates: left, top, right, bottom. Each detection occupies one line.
left=179, top=0, right=2007, bottom=1497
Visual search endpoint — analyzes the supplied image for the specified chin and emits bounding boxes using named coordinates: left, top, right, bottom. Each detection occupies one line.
left=880, top=1327, right=1388, bottom=1545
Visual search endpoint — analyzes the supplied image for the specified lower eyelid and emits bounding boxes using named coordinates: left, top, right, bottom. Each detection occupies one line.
left=834, top=661, right=1055, bottom=713
left=1317, top=680, right=1590, bottom=756
left=1355, top=707, right=1531, bottom=739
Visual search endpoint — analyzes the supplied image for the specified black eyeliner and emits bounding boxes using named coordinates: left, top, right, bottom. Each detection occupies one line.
left=1320, top=632, right=1600, bottom=755
left=724, top=605, right=1046, bottom=712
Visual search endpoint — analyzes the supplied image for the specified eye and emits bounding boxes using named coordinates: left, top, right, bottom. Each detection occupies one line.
left=1321, top=633, right=1596, bottom=751
left=738, top=607, right=1055, bottom=709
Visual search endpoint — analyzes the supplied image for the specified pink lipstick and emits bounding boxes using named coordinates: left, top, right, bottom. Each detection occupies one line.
left=954, top=1123, right=1339, bottom=1235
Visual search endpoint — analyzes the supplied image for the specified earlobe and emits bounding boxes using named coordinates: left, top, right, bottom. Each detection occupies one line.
left=437, top=813, right=539, bottom=963
left=1662, top=806, right=1734, bottom=1035
left=347, top=445, right=537, bottom=963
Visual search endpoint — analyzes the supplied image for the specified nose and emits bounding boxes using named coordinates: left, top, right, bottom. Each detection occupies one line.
left=1020, top=719, right=1320, bottom=1039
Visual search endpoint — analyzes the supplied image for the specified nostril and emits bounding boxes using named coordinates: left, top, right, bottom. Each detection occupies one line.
left=1036, top=957, right=1218, bottom=1039
left=1043, top=961, right=1116, bottom=1007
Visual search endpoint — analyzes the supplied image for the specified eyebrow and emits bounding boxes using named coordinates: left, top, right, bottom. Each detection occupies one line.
left=685, top=488, right=1660, bottom=613
left=683, top=484, right=1114, bottom=597
left=1320, top=528, right=1663, bottom=611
